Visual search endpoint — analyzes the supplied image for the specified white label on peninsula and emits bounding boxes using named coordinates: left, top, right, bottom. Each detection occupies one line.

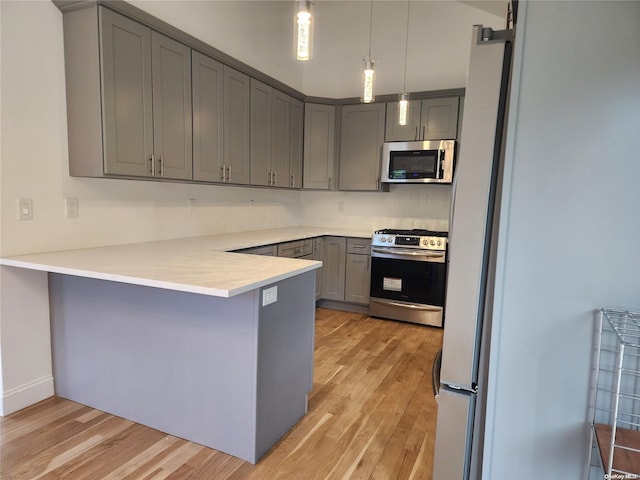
left=383, top=277, right=402, bottom=292
left=262, top=286, right=278, bottom=306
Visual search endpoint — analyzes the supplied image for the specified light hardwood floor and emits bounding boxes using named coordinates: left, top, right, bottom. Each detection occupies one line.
left=0, top=308, right=443, bottom=480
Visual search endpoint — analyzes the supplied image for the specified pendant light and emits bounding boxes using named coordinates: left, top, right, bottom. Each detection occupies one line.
left=398, top=1, right=411, bottom=125
left=294, top=0, right=313, bottom=61
left=361, top=0, right=375, bottom=103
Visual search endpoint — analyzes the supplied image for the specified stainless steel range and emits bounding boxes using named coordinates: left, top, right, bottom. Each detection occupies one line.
left=369, top=229, right=447, bottom=327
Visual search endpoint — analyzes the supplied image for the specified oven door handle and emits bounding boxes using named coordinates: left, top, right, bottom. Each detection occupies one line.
left=370, top=298, right=443, bottom=312
left=371, top=247, right=445, bottom=260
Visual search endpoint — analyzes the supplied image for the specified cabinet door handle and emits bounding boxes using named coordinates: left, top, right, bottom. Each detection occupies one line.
left=328, top=177, right=332, bottom=189
left=227, top=164, right=231, bottom=182
left=353, top=244, right=366, bottom=249
left=421, top=125, right=426, bottom=140
left=150, top=154, right=155, bottom=176
left=274, top=171, right=277, bottom=186
left=291, top=174, right=295, bottom=187
left=220, top=165, right=225, bottom=182
left=158, top=156, right=164, bottom=177
left=414, top=126, right=418, bottom=141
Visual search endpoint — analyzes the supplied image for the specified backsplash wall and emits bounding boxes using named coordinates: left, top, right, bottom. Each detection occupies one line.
left=300, top=184, right=452, bottom=233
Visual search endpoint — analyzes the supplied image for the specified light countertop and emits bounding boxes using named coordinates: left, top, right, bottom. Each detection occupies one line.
left=0, top=227, right=372, bottom=298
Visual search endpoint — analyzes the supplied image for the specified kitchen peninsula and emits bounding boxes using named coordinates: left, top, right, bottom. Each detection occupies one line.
left=0, top=227, right=368, bottom=463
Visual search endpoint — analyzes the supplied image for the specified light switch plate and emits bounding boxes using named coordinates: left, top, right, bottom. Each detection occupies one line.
left=65, top=197, right=79, bottom=218
left=262, top=286, right=278, bottom=306
left=17, top=198, right=33, bottom=221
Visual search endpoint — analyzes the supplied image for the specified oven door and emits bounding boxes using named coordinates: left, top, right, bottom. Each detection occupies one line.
left=369, top=248, right=446, bottom=327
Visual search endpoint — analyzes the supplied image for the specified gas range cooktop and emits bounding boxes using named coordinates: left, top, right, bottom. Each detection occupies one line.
left=374, top=228, right=448, bottom=238
left=372, top=229, right=448, bottom=251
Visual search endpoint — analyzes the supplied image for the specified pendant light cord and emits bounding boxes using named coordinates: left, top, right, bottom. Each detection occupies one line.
left=402, top=1, right=411, bottom=93
left=368, top=0, right=373, bottom=60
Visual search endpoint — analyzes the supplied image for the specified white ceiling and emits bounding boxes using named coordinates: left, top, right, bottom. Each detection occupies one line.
left=130, top=1, right=507, bottom=98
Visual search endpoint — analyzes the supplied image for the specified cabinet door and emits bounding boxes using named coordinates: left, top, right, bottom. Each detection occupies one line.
left=192, top=51, right=224, bottom=182
left=223, top=66, right=250, bottom=184
left=151, top=32, right=192, bottom=180
left=322, top=236, right=346, bottom=301
left=289, top=98, right=304, bottom=188
left=100, top=8, right=153, bottom=177
left=339, top=103, right=386, bottom=191
left=420, top=97, right=460, bottom=140
left=271, top=90, right=290, bottom=187
left=303, top=103, right=335, bottom=190
left=384, top=99, right=421, bottom=142
left=313, top=237, right=323, bottom=301
left=345, top=253, right=371, bottom=305
left=250, top=79, right=272, bottom=186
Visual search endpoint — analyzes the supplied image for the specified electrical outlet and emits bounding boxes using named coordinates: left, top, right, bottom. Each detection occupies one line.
left=188, top=198, right=196, bottom=213
left=17, top=198, right=33, bottom=221
left=262, top=286, right=278, bottom=306
left=65, top=197, right=79, bottom=218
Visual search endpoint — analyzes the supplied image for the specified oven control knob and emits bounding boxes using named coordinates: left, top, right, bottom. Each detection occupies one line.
left=422, top=239, right=428, bottom=246
left=380, top=236, right=386, bottom=243
left=430, top=240, right=435, bottom=246
left=437, top=240, right=442, bottom=247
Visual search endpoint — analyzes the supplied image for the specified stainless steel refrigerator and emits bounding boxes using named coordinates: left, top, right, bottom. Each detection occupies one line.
left=432, top=25, right=513, bottom=480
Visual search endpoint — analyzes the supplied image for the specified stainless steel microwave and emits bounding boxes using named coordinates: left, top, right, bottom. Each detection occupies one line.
left=381, top=140, right=455, bottom=184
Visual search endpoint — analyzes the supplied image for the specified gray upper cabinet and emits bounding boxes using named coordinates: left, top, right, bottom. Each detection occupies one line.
left=303, top=103, right=336, bottom=190
left=193, top=57, right=250, bottom=185
left=63, top=6, right=191, bottom=179
left=150, top=31, right=192, bottom=180
left=100, top=8, right=153, bottom=177
left=384, top=100, right=422, bottom=142
left=192, top=51, right=223, bottom=182
left=289, top=98, right=304, bottom=189
left=384, top=96, right=460, bottom=142
left=250, top=79, right=290, bottom=188
left=270, top=89, right=291, bottom=187
left=421, top=97, right=460, bottom=140
left=223, top=66, right=251, bottom=184
left=339, top=103, right=386, bottom=191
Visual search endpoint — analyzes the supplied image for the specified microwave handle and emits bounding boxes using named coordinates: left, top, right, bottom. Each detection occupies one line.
left=437, top=148, right=445, bottom=179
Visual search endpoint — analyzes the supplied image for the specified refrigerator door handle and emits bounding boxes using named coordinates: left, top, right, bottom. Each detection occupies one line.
left=432, top=349, right=443, bottom=400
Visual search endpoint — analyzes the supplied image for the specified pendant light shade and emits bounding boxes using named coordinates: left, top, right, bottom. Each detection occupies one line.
left=398, top=1, right=411, bottom=125
left=361, top=0, right=375, bottom=103
left=294, top=0, right=313, bottom=61
left=362, top=59, right=376, bottom=104
left=398, top=92, right=409, bottom=125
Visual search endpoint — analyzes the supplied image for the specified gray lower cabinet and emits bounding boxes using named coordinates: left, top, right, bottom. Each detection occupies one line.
left=251, top=79, right=291, bottom=188
left=63, top=6, right=192, bottom=180
left=339, top=103, right=386, bottom=191
left=233, top=245, right=277, bottom=256
left=345, top=238, right=371, bottom=305
left=385, top=96, right=460, bottom=142
left=277, top=239, right=312, bottom=258
left=312, top=237, right=323, bottom=301
left=322, top=237, right=347, bottom=301
left=303, top=104, right=336, bottom=190
left=192, top=53, right=251, bottom=185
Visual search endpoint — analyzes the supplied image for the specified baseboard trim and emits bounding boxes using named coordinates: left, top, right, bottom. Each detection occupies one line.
left=316, top=300, right=369, bottom=315
left=1, top=375, right=54, bottom=416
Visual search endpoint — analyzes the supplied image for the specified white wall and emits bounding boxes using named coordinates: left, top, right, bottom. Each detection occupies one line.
left=484, top=1, right=640, bottom=478
left=131, top=0, right=504, bottom=98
